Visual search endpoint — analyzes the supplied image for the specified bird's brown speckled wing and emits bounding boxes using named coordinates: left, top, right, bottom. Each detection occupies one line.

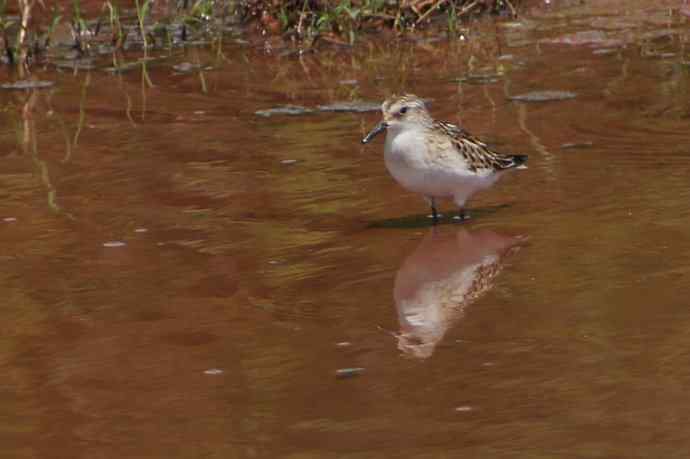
left=435, top=121, right=526, bottom=173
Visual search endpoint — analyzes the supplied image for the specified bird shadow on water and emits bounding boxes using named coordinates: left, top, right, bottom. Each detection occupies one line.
left=367, top=203, right=513, bottom=229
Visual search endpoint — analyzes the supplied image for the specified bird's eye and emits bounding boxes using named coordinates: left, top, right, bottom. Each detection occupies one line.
left=399, top=106, right=408, bottom=115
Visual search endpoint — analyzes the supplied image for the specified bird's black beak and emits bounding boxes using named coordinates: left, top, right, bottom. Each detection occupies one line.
left=361, top=121, right=388, bottom=144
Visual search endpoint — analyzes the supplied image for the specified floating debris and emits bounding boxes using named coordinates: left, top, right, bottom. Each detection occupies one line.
left=455, top=406, right=474, bottom=412
left=53, top=59, right=96, bottom=71
left=134, top=228, right=149, bottom=233
left=204, top=368, right=224, bottom=375
left=592, top=48, right=618, bottom=55
left=1, top=80, right=55, bottom=90
left=280, top=159, right=298, bottom=165
left=255, top=105, right=314, bottom=117
left=561, top=141, right=593, bottom=149
left=103, top=241, right=127, bottom=248
left=544, top=30, right=622, bottom=48
left=103, top=61, right=143, bottom=73
left=279, top=48, right=316, bottom=58
left=173, top=62, right=201, bottom=73
left=256, top=101, right=380, bottom=117
left=335, top=367, right=365, bottom=379
left=455, top=74, right=502, bottom=85
left=3, top=217, right=17, bottom=222
left=317, top=101, right=380, bottom=113
left=647, top=52, right=676, bottom=59
left=508, top=90, right=577, bottom=102
left=335, top=342, right=352, bottom=347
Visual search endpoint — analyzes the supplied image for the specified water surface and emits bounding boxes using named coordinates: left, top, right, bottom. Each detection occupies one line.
left=2, top=1, right=690, bottom=457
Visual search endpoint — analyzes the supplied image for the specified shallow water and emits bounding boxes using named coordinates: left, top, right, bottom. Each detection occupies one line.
left=2, top=1, right=690, bottom=457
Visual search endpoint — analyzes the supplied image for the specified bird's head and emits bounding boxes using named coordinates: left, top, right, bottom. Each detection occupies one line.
left=361, top=94, right=432, bottom=144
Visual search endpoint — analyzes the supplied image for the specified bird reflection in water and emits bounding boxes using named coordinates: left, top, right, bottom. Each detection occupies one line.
left=393, top=226, right=525, bottom=359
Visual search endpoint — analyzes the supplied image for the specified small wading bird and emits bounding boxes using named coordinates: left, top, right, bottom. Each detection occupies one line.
left=362, top=94, right=527, bottom=222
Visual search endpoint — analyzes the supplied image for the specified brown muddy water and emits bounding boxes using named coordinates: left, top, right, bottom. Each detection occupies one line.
left=3, top=1, right=690, bottom=458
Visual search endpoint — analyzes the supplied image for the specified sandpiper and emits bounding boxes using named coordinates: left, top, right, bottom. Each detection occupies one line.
left=362, top=94, right=527, bottom=222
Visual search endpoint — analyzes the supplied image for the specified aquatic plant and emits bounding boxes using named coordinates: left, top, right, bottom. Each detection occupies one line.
left=103, top=1, right=124, bottom=48
left=134, top=0, right=152, bottom=49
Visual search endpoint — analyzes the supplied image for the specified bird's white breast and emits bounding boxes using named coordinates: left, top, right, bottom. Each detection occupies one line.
left=383, top=126, right=492, bottom=199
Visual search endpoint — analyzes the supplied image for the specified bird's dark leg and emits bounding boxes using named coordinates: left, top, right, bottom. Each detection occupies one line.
left=430, top=198, right=439, bottom=224
left=452, top=208, right=469, bottom=222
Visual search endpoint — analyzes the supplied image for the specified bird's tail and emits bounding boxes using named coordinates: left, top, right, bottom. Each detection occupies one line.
left=510, top=154, right=528, bottom=170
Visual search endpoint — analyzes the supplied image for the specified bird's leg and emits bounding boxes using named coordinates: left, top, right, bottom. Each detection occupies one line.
left=458, top=207, right=470, bottom=222
left=430, top=198, right=439, bottom=224
left=452, top=208, right=469, bottom=222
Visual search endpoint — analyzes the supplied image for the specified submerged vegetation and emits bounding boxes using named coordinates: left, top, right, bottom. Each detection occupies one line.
left=0, top=0, right=519, bottom=74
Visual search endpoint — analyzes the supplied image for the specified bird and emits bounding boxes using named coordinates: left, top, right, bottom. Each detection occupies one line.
left=361, top=94, right=527, bottom=223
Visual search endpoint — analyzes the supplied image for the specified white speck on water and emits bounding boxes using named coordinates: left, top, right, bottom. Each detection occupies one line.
left=204, top=368, right=224, bottom=375
left=268, top=260, right=280, bottom=265
left=103, top=241, right=126, bottom=248
left=339, top=79, right=358, bottom=85
left=281, top=159, right=298, bottom=165
left=3, top=217, right=17, bottom=222
left=455, top=406, right=473, bottom=412
left=336, top=342, right=351, bottom=347
left=157, top=242, right=165, bottom=246
left=134, top=228, right=148, bottom=233
left=194, top=110, right=206, bottom=115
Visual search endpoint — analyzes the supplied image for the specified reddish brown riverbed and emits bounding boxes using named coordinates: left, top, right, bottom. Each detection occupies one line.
left=2, top=1, right=690, bottom=457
